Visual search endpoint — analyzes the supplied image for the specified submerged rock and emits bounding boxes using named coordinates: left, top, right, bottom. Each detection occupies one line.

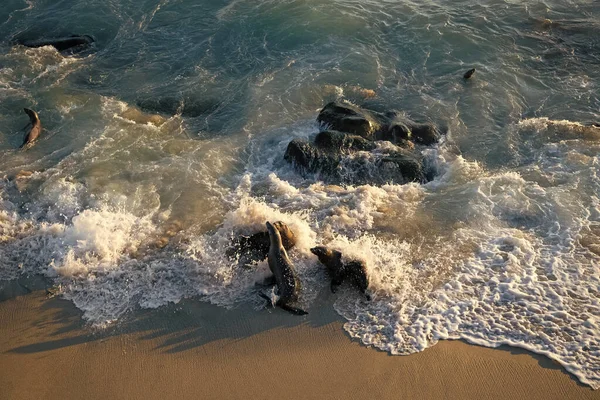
left=284, top=132, right=426, bottom=186
left=284, top=138, right=336, bottom=175
left=136, top=96, right=219, bottom=118
left=380, top=111, right=441, bottom=146
left=314, top=130, right=377, bottom=153
left=119, top=106, right=167, bottom=127
left=19, top=35, right=95, bottom=54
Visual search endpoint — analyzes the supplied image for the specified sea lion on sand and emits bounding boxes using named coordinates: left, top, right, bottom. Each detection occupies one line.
left=21, top=108, right=42, bottom=150
left=260, top=221, right=307, bottom=315
left=463, top=68, right=476, bottom=79
left=310, top=246, right=370, bottom=299
left=228, top=221, right=297, bottom=266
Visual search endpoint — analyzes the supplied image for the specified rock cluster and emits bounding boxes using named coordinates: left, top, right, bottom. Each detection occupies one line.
left=284, top=101, right=441, bottom=185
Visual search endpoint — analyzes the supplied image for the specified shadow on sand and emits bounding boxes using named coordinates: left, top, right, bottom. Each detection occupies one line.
left=4, top=288, right=588, bottom=388
left=6, top=287, right=343, bottom=354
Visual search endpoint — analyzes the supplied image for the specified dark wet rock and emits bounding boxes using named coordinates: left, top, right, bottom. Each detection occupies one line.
left=376, top=153, right=426, bottom=181
left=405, top=121, right=440, bottom=146
left=318, top=101, right=441, bottom=146
left=314, top=130, right=377, bottom=153
left=380, top=111, right=441, bottom=146
left=284, top=138, right=339, bottom=177
left=284, top=135, right=426, bottom=186
left=19, top=35, right=95, bottom=53
left=375, top=119, right=411, bottom=142
left=317, top=101, right=380, bottom=138
left=339, top=150, right=426, bottom=185
left=227, top=221, right=296, bottom=266
left=285, top=101, right=441, bottom=185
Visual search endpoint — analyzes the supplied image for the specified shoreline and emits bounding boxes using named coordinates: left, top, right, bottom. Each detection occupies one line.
left=1, top=291, right=598, bottom=400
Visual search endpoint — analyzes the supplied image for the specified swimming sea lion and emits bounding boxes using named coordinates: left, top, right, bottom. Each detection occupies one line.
left=311, top=246, right=370, bottom=299
left=228, top=221, right=297, bottom=266
left=261, top=221, right=307, bottom=315
left=21, top=108, right=41, bottom=150
left=463, top=68, right=476, bottom=79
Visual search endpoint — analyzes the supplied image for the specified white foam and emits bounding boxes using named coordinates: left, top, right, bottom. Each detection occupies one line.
left=519, top=117, right=600, bottom=141
left=334, top=120, right=600, bottom=389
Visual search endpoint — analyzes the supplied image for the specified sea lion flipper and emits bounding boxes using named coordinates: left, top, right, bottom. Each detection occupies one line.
left=258, top=291, right=275, bottom=307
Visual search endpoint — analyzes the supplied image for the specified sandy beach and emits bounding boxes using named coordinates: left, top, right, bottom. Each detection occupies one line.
left=1, top=291, right=598, bottom=400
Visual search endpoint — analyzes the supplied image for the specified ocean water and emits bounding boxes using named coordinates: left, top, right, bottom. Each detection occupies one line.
left=1, top=0, right=599, bottom=388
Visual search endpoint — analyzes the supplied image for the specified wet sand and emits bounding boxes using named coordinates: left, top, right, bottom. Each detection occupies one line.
left=1, top=291, right=599, bottom=400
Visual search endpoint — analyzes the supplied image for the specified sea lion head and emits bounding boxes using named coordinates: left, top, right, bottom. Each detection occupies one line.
left=23, top=108, right=39, bottom=122
left=266, top=221, right=275, bottom=234
left=266, top=221, right=282, bottom=245
left=273, top=221, right=296, bottom=250
left=310, top=246, right=342, bottom=266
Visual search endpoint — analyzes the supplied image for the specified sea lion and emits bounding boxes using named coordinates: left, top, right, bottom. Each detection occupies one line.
left=309, top=246, right=345, bottom=293
left=310, top=246, right=370, bottom=299
left=463, top=68, right=476, bottom=79
left=21, top=108, right=42, bottom=150
left=20, top=35, right=94, bottom=53
left=228, top=221, right=297, bottom=266
left=261, top=221, right=307, bottom=315
left=344, top=260, right=370, bottom=299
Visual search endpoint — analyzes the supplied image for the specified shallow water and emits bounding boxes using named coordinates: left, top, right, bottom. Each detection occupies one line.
left=1, top=0, right=599, bottom=389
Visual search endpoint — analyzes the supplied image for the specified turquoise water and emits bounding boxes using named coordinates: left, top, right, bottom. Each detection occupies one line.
left=1, top=0, right=599, bottom=388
